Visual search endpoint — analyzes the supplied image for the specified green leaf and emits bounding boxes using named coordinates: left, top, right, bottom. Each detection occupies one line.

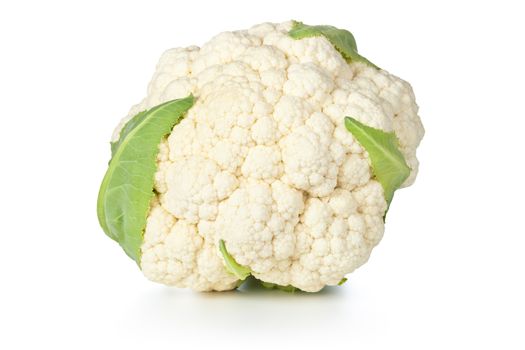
left=97, top=95, right=195, bottom=263
left=289, top=21, right=378, bottom=69
left=110, top=110, right=149, bottom=158
left=344, top=117, right=410, bottom=207
left=338, top=277, right=348, bottom=286
left=219, top=239, right=251, bottom=280
left=260, top=281, right=298, bottom=293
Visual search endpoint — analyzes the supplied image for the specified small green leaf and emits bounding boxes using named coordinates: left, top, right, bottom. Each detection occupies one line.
left=289, top=21, right=378, bottom=68
left=338, top=277, right=348, bottom=286
left=344, top=117, right=410, bottom=207
left=260, top=281, right=298, bottom=293
left=219, top=240, right=251, bottom=280
left=97, top=95, right=195, bottom=263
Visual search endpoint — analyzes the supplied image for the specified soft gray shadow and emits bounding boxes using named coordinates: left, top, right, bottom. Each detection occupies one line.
left=126, top=279, right=353, bottom=335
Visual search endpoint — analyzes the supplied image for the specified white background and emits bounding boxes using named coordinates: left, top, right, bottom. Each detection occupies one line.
left=1, top=0, right=524, bottom=349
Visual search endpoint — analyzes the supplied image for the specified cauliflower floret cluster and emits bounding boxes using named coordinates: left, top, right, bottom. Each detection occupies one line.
left=116, top=21, right=424, bottom=292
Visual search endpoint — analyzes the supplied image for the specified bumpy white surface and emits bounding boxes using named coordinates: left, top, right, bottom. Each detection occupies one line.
left=116, top=21, right=424, bottom=292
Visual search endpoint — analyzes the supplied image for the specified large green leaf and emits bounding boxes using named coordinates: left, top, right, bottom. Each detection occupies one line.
left=344, top=117, right=410, bottom=207
left=289, top=21, right=378, bottom=68
left=97, top=95, right=195, bottom=263
left=219, top=240, right=251, bottom=280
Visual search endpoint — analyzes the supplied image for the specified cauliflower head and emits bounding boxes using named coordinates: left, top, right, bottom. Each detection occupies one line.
left=98, top=21, right=424, bottom=292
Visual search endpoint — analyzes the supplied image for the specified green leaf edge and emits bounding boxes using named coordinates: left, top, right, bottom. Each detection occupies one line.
left=260, top=280, right=298, bottom=293
left=97, top=95, right=195, bottom=264
left=344, top=117, right=410, bottom=209
left=110, top=109, right=149, bottom=158
left=218, top=242, right=302, bottom=292
left=338, top=277, right=348, bottom=286
left=219, top=239, right=251, bottom=280
left=288, top=21, right=379, bottom=69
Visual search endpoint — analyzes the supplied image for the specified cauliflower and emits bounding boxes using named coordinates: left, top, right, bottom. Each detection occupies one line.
left=97, top=21, right=424, bottom=292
